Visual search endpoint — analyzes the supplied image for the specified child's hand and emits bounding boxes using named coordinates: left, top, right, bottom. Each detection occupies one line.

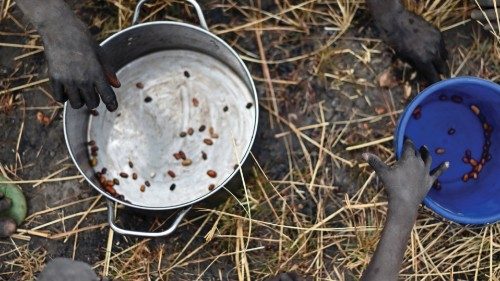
left=363, top=139, right=449, bottom=211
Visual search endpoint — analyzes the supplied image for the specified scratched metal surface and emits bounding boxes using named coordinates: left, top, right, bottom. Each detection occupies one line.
left=88, top=50, right=256, bottom=208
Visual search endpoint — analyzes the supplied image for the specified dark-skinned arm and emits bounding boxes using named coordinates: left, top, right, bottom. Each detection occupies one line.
left=15, top=0, right=120, bottom=111
left=360, top=140, right=449, bottom=281
left=365, top=0, right=448, bottom=83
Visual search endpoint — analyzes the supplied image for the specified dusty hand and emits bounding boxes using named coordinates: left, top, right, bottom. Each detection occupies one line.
left=0, top=192, right=16, bottom=238
left=372, top=6, right=448, bottom=83
left=39, top=18, right=120, bottom=111
left=363, top=139, right=449, bottom=210
left=472, top=0, right=499, bottom=32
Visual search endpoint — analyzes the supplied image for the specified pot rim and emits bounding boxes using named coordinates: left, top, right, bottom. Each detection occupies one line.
left=63, top=21, right=259, bottom=211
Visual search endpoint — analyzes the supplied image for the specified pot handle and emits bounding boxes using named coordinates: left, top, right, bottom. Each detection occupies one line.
left=132, top=0, right=208, bottom=30
left=106, top=200, right=191, bottom=237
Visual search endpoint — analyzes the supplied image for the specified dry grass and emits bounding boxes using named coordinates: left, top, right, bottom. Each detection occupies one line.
left=0, top=0, right=499, bottom=280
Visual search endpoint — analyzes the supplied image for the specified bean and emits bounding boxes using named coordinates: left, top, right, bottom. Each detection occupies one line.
left=470, top=159, right=478, bottom=166
left=470, top=104, right=480, bottom=115
left=204, top=139, right=213, bottom=145
left=246, top=102, right=253, bottom=109
left=136, top=82, right=144, bottom=89
left=199, top=125, right=206, bottom=132
left=223, top=106, right=228, bottom=112
left=184, top=71, right=190, bottom=78
left=113, top=178, right=120, bottom=185
left=192, top=98, right=199, bottom=107
left=101, top=167, right=107, bottom=174
left=140, top=185, right=145, bottom=192
left=120, top=172, right=129, bottom=178
left=435, top=148, right=445, bottom=154
left=211, top=133, right=219, bottom=139
left=207, top=170, right=217, bottom=178
left=167, top=170, right=176, bottom=178
left=447, top=128, right=455, bottom=135
left=187, top=128, right=194, bottom=135
left=201, top=151, right=207, bottom=160
left=208, top=184, right=215, bottom=191
left=132, top=173, right=138, bottom=180
left=179, top=151, right=186, bottom=160
left=179, top=132, right=187, bottom=137
left=170, top=184, right=176, bottom=191
left=144, top=96, right=152, bottom=103
left=465, top=149, right=471, bottom=157
left=173, top=153, right=181, bottom=160
left=182, top=159, right=192, bottom=166
left=129, top=161, right=134, bottom=168
left=145, top=181, right=151, bottom=187
left=451, top=95, right=463, bottom=103
left=462, top=174, right=469, bottom=182
left=99, top=176, right=106, bottom=185
left=89, top=157, right=97, bottom=167
left=91, top=146, right=99, bottom=153
left=475, top=164, right=483, bottom=173
left=105, top=185, right=117, bottom=196
left=90, top=109, right=99, bottom=116
left=412, top=106, right=422, bottom=119
left=86, top=140, right=96, bottom=146
left=36, top=112, right=44, bottom=122
left=91, top=150, right=98, bottom=157
left=209, top=127, right=214, bottom=135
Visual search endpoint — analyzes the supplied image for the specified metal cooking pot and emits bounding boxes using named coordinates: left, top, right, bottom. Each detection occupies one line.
left=63, top=0, right=258, bottom=237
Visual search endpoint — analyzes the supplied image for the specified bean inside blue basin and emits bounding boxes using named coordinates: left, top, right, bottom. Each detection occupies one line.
left=395, top=77, right=500, bottom=225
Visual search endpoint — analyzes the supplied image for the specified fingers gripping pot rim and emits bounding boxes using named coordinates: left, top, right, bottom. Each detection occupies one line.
left=63, top=0, right=259, bottom=237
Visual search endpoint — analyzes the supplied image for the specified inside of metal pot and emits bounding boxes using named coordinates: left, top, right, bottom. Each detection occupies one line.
left=87, top=50, right=256, bottom=208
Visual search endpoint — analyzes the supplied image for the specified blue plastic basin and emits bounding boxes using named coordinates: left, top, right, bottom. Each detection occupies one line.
left=395, top=77, right=500, bottom=225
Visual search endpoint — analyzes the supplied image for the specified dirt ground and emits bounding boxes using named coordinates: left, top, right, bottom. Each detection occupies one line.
left=0, top=0, right=499, bottom=280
